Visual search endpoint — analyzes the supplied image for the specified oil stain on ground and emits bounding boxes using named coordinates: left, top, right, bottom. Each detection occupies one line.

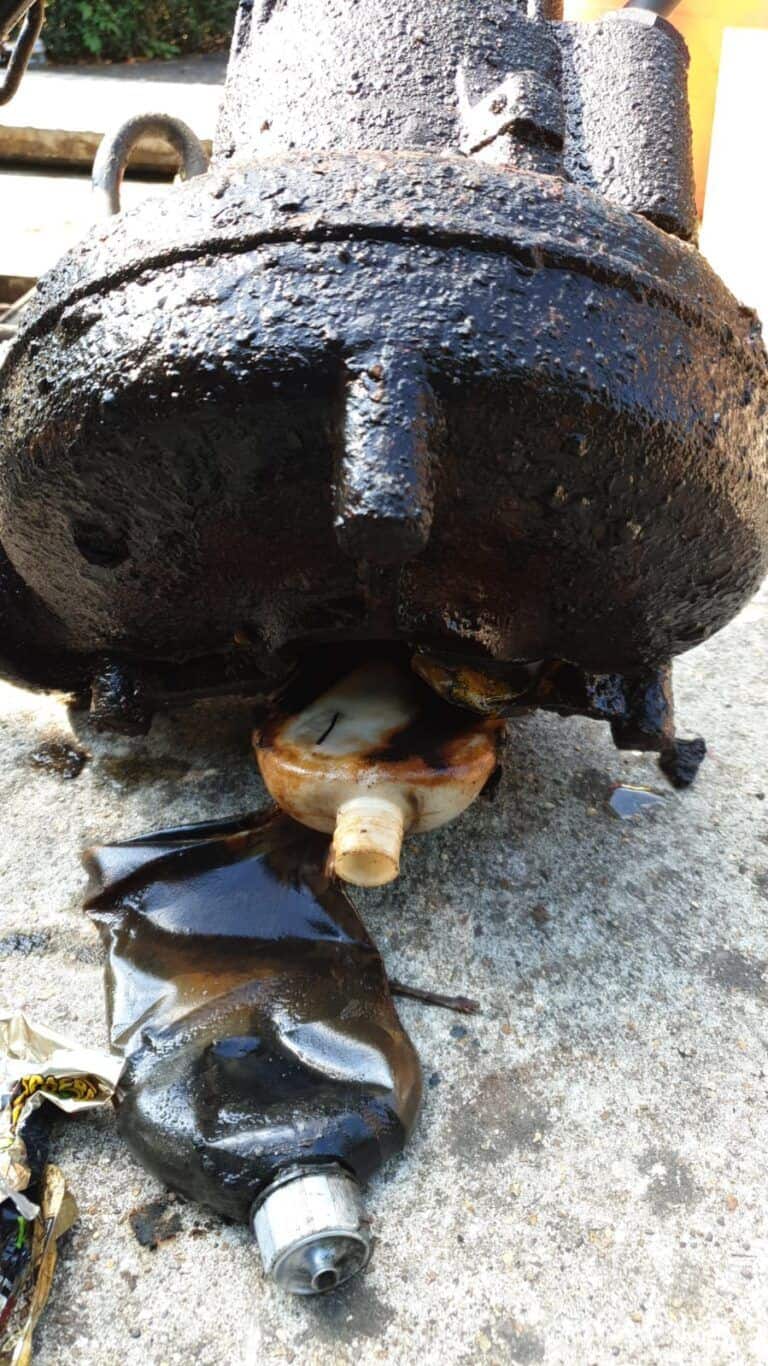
left=30, top=737, right=89, bottom=779
left=129, top=1198, right=184, bottom=1250
left=447, top=1069, right=551, bottom=1164
left=99, top=754, right=191, bottom=788
left=494, top=1321, right=546, bottom=1363
left=700, top=947, right=768, bottom=1000
left=0, top=929, right=52, bottom=958
left=303, top=1277, right=396, bottom=1344
left=640, top=1146, right=701, bottom=1217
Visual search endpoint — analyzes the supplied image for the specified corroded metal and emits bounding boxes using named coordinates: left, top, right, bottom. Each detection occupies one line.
left=0, top=0, right=765, bottom=764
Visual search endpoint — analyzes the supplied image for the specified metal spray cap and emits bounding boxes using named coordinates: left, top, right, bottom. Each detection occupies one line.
left=252, top=1165, right=371, bottom=1295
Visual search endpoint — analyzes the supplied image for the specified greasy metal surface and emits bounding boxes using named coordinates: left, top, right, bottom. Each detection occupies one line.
left=215, top=0, right=563, bottom=168
left=0, top=0, right=765, bottom=745
left=0, top=152, right=766, bottom=710
left=334, top=348, right=439, bottom=564
left=83, top=809, right=422, bottom=1221
left=218, top=0, right=694, bottom=237
left=559, top=8, right=697, bottom=240
left=412, top=652, right=673, bottom=736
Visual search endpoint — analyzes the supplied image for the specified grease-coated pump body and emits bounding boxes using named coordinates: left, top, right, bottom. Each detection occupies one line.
left=0, top=0, right=766, bottom=755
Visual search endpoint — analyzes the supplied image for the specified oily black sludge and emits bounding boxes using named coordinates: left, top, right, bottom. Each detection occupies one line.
left=83, top=810, right=422, bottom=1233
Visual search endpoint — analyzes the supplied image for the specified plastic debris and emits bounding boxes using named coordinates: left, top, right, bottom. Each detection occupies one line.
left=0, top=1015, right=121, bottom=1361
left=83, top=809, right=422, bottom=1294
left=256, top=659, right=502, bottom=888
left=609, top=785, right=666, bottom=820
left=83, top=810, right=421, bottom=1218
left=1, top=1165, right=76, bottom=1366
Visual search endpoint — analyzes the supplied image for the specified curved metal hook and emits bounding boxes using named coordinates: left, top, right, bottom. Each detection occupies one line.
left=92, top=113, right=209, bottom=218
left=0, top=0, right=44, bottom=107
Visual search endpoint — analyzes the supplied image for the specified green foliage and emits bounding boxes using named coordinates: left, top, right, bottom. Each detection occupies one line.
left=43, top=0, right=238, bottom=64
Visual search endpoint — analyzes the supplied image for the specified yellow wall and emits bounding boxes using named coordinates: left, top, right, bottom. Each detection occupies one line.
left=563, top=2, right=768, bottom=216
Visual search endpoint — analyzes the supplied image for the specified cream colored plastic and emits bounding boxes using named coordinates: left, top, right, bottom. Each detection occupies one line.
left=256, top=661, right=501, bottom=887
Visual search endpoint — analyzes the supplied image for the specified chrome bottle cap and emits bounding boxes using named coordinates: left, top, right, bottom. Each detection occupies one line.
left=252, top=1165, right=371, bottom=1295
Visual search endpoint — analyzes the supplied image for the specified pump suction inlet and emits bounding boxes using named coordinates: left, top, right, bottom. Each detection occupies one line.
left=252, top=1166, right=372, bottom=1295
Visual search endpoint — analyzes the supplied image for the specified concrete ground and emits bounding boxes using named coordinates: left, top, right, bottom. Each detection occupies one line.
left=0, top=579, right=765, bottom=1365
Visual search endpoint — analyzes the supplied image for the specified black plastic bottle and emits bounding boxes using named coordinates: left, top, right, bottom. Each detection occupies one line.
left=84, top=809, right=422, bottom=1294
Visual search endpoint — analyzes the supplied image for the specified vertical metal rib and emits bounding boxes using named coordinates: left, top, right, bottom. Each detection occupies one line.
left=334, top=349, right=439, bottom=565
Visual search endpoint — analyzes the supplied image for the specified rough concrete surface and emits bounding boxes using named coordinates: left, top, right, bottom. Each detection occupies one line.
left=0, top=581, right=766, bottom=1366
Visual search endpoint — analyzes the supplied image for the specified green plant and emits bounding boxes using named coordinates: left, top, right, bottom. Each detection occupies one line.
left=43, top=0, right=238, bottom=64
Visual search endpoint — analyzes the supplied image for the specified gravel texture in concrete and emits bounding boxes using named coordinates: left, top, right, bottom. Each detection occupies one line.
left=0, top=584, right=766, bottom=1366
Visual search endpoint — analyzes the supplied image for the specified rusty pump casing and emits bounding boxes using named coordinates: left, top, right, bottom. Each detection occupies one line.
left=0, top=0, right=766, bottom=768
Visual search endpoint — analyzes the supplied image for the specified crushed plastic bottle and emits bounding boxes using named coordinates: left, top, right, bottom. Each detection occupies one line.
left=83, top=809, right=422, bottom=1293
